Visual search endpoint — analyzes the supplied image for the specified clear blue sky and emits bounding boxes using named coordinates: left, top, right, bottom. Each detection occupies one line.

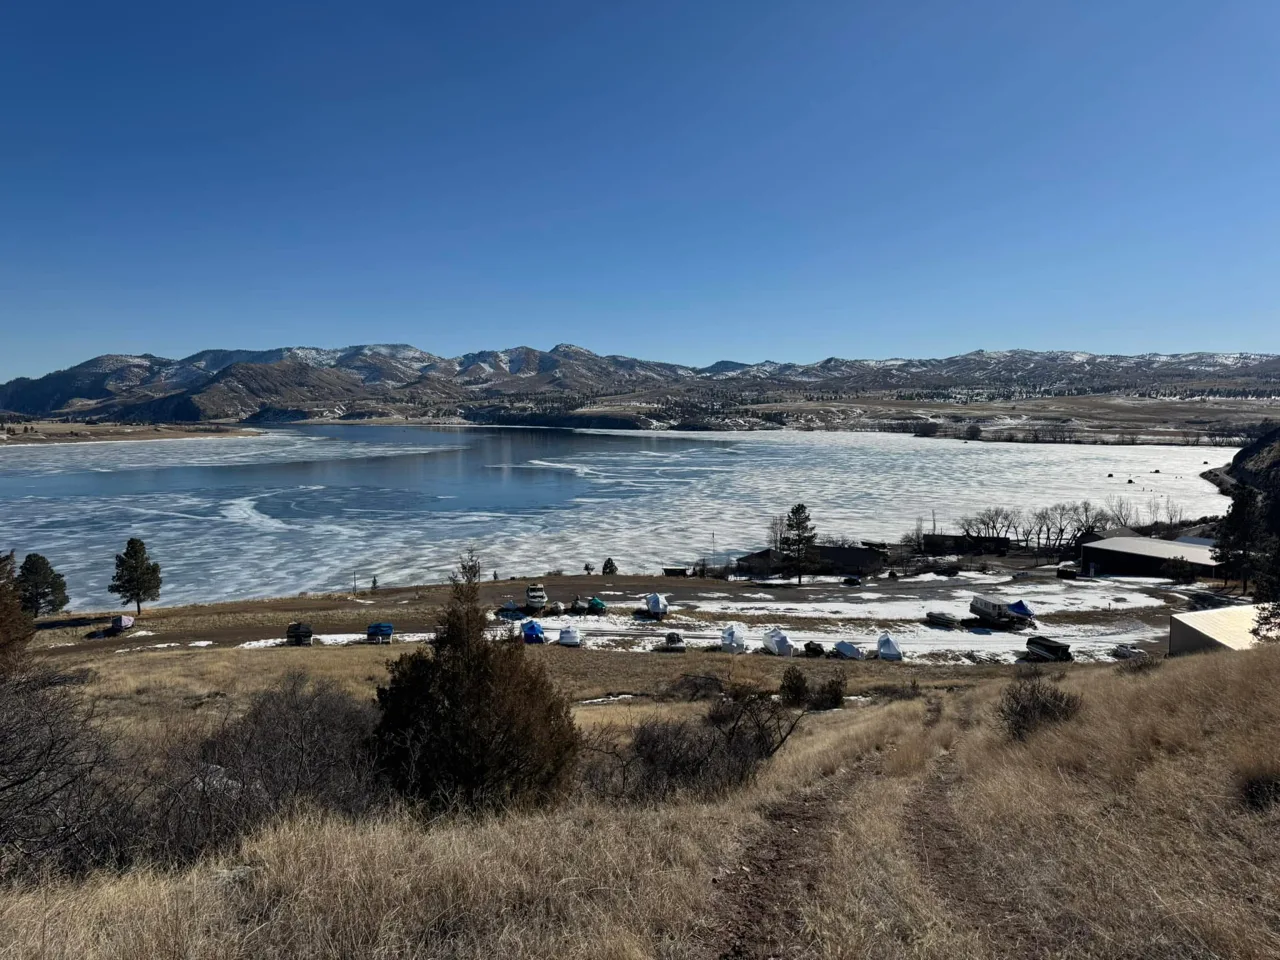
left=3, top=1, right=1279, bottom=381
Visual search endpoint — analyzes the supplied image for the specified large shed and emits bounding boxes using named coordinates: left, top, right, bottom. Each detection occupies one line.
left=1080, top=537, right=1221, bottom=578
left=1169, top=605, right=1263, bottom=656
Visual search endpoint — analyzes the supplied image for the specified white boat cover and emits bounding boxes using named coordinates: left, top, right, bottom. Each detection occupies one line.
left=646, top=593, right=669, bottom=615
left=721, top=624, right=748, bottom=654
left=558, top=626, right=582, bottom=647
left=763, top=627, right=793, bottom=657
left=834, top=640, right=864, bottom=660
left=877, top=632, right=903, bottom=661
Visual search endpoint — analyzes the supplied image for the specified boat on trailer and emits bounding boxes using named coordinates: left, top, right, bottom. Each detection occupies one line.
left=557, top=626, right=583, bottom=648
left=1025, top=636, right=1073, bottom=662
left=763, top=627, right=793, bottom=657
left=925, top=611, right=962, bottom=629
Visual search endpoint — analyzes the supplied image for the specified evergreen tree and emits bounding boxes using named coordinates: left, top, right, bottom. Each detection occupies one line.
left=1254, top=480, right=1280, bottom=638
left=1214, top=486, right=1264, bottom=593
left=108, top=538, right=162, bottom=615
left=0, top=551, right=35, bottom=673
left=602, top=557, right=618, bottom=576
left=16, top=553, right=68, bottom=617
left=781, top=503, right=818, bottom=584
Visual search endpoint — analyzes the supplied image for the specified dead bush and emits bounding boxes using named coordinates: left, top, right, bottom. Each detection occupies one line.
left=1235, top=755, right=1280, bottom=811
left=372, top=553, right=580, bottom=813
left=779, top=666, right=809, bottom=707
left=0, top=667, right=127, bottom=878
left=865, top=679, right=923, bottom=701
left=1115, top=652, right=1164, bottom=675
left=995, top=669, right=1082, bottom=741
left=661, top=674, right=725, bottom=702
left=582, top=694, right=804, bottom=803
left=142, top=672, right=382, bottom=863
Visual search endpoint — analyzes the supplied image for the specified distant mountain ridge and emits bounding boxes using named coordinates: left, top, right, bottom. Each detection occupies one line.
left=1, top=344, right=1276, bottom=422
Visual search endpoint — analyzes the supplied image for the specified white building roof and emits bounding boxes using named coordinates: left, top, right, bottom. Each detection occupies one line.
left=1171, top=605, right=1264, bottom=651
left=1082, top=537, right=1219, bottom=566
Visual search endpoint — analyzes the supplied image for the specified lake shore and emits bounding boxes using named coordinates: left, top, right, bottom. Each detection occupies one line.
left=0, top=421, right=260, bottom=446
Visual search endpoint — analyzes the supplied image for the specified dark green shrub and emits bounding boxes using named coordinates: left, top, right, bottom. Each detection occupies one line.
left=779, top=666, right=809, bottom=707
left=807, top=674, right=846, bottom=711
left=372, top=553, right=580, bottom=812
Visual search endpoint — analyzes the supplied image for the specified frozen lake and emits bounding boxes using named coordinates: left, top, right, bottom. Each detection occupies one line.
left=0, top=426, right=1234, bottom=610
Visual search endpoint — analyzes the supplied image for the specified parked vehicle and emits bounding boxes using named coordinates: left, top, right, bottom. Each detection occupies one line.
left=843, top=576, right=862, bottom=587
left=1057, top=563, right=1079, bottom=580
left=877, top=632, right=903, bottom=661
left=969, top=596, right=1035, bottom=629
left=645, top=593, right=669, bottom=620
left=366, top=622, right=394, bottom=644
left=1025, top=636, right=1073, bottom=662
left=285, top=622, right=313, bottom=646
left=721, top=624, right=748, bottom=654
left=926, top=611, right=962, bottom=629
left=763, top=627, right=793, bottom=657
left=833, top=640, right=864, bottom=660
left=522, top=620, right=546, bottom=644
left=525, top=583, right=547, bottom=611
left=655, top=631, right=686, bottom=653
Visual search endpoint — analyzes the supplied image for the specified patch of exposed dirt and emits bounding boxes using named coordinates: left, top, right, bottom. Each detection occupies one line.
left=699, top=761, right=873, bottom=959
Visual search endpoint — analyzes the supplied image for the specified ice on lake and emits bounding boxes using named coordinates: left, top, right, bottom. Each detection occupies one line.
left=0, top=425, right=1234, bottom=611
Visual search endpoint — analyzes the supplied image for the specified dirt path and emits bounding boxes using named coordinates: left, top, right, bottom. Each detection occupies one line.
left=699, top=762, right=870, bottom=960
left=905, top=750, right=1087, bottom=959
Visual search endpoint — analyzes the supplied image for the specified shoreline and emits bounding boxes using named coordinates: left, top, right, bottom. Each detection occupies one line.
left=0, top=423, right=261, bottom=447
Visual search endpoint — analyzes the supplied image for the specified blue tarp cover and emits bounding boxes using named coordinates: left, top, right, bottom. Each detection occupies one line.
left=1008, top=601, right=1035, bottom=618
left=522, top=621, right=545, bottom=642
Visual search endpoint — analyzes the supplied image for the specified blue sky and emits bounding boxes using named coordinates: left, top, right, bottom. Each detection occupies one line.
left=2, top=1, right=1279, bottom=381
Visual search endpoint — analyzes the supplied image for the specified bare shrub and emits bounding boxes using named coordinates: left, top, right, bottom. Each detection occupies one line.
left=583, top=693, right=804, bottom=803
left=143, top=672, right=382, bottom=863
left=372, top=553, right=580, bottom=813
left=1115, top=652, right=1164, bottom=675
left=1238, top=768, right=1280, bottom=811
left=0, top=667, right=126, bottom=878
left=995, top=669, right=1082, bottom=741
left=780, top=665, right=809, bottom=707
left=865, top=679, right=922, bottom=701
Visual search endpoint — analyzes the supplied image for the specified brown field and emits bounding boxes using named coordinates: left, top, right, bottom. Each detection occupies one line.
left=5, top=612, right=1280, bottom=958
left=0, top=420, right=258, bottom=445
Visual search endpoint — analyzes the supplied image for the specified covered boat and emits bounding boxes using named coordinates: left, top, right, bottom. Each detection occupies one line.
left=763, top=627, right=793, bottom=657
left=522, top=620, right=546, bottom=644
left=285, top=622, right=313, bottom=646
left=926, top=611, right=961, bottom=629
left=645, top=593, right=669, bottom=619
left=1025, top=636, right=1073, bottom=662
left=111, top=614, right=135, bottom=633
left=969, top=596, right=1033, bottom=630
left=587, top=596, right=608, bottom=615
left=569, top=596, right=589, bottom=615
left=721, top=624, right=748, bottom=654
left=833, top=640, right=864, bottom=660
left=500, top=599, right=523, bottom=618
left=1007, top=600, right=1036, bottom=623
left=655, top=631, right=686, bottom=653
left=1112, top=642, right=1147, bottom=660
left=366, top=622, right=394, bottom=644
left=803, top=640, right=826, bottom=658
left=557, top=626, right=583, bottom=647
left=876, top=632, right=903, bottom=661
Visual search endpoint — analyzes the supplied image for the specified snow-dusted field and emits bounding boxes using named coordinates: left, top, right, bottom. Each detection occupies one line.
left=0, top=426, right=1232, bottom=611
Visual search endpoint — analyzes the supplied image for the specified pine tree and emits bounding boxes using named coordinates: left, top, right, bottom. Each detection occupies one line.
left=1214, top=486, right=1263, bottom=593
left=1254, top=480, right=1280, bottom=639
left=108, top=538, right=162, bottom=615
left=602, top=558, right=618, bottom=576
left=781, top=503, right=818, bottom=584
left=0, top=551, right=35, bottom=673
left=16, top=553, right=69, bottom=617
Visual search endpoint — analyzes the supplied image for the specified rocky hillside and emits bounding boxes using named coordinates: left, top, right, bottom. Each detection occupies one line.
left=1, top=344, right=1277, bottom=422
left=1229, top=423, right=1280, bottom=490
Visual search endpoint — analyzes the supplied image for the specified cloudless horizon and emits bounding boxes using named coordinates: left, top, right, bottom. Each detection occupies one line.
left=3, top=1, right=1280, bottom=381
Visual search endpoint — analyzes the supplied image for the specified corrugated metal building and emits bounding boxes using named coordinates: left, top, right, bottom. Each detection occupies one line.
left=1169, top=605, right=1261, bottom=656
left=1080, top=537, right=1221, bottom=578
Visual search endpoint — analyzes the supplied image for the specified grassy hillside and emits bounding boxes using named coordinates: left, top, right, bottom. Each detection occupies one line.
left=2, top=640, right=1278, bottom=958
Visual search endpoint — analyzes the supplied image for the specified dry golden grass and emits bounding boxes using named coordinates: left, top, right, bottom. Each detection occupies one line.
left=9, top=640, right=1280, bottom=958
